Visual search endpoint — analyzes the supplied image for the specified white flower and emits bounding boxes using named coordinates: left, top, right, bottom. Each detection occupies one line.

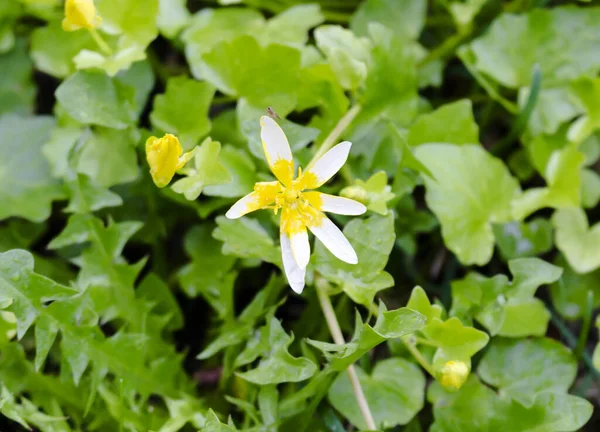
left=226, top=116, right=366, bottom=293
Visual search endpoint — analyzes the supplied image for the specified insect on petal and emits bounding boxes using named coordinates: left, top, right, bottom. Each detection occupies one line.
left=260, top=116, right=294, bottom=185
left=309, top=216, right=358, bottom=264
left=281, top=233, right=306, bottom=293
left=303, top=141, right=352, bottom=189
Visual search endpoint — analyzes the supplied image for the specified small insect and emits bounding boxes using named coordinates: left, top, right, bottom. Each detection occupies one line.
left=266, top=107, right=280, bottom=119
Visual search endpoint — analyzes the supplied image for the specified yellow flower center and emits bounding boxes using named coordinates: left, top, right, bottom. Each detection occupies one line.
left=253, top=160, right=323, bottom=234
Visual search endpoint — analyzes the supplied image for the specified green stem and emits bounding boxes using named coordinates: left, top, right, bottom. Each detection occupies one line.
left=418, top=31, right=469, bottom=68
left=88, top=28, right=112, bottom=56
left=575, top=291, right=595, bottom=360
left=306, top=104, right=362, bottom=170
left=414, top=337, right=441, bottom=348
left=316, top=283, right=377, bottom=431
left=402, top=338, right=436, bottom=377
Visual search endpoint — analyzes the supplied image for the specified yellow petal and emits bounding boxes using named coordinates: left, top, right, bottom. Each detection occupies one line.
left=146, top=134, right=188, bottom=188
left=63, top=0, right=101, bottom=31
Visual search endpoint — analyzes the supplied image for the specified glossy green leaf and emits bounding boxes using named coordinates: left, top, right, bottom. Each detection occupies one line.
left=328, top=358, right=425, bottom=430
left=550, top=255, right=600, bottom=320
left=314, top=213, right=395, bottom=306
left=0, top=115, right=64, bottom=222
left=157, top=0, right=191, bottom=38
left=0, top=41, right=35, bottom=115
left=150, top=77, right=215, bottom=150
left=415, top=144, right=521, bottom=266
left=478, top=338, right=577, bottom=407
left=351, top=0, right=426, bottom=40
left=64, top=174, right=123, bottom=214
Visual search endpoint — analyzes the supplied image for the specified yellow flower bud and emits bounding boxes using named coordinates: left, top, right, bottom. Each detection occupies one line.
left=340, top=185, right=369, bottom=205
left=62, top=0, right=102, bottom=32
left=438, top=360, right=469, bottom=390
left=146, top=134, right=195, bottom=188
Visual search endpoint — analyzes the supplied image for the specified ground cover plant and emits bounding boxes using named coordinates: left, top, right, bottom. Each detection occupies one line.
left=0, top=0, right=600, bottom=430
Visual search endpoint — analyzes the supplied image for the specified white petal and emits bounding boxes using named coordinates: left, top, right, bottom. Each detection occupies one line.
left=280, top=233, right=306, bottom=294
left=306, top=141, right=351, bottom=187
left=260, top=115, right=293, bottom=167
left=319, top=193, right=367, bottom=215
left=309, top=217, right=358, bottom=264
left=289, top=229, right=310, bottom=269
left=225, top=192, right=259, bottom=219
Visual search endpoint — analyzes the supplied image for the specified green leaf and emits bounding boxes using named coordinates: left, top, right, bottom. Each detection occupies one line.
left=493, top=219, right=553, bottom=260
left=550, top=255, right=600, bottom=320
left=450, top=258, right=561, bottom=337
left=213, top=216, right=281, bottom=265
left=512, top=146, right=585, bottom=220
left=406, top=286, right=443, bottom=322
left=407, top=100, right=479, bottom=146
left=429, top=375, right=592, bottom=432
left=0, top=115, right=64, bottom=222
left=150, top=77, right=215, bottom=150
left=467, top=7, right=600, bottom=89
left=420, top=317, right=489, bottom=368
left=201, top=35, right=301, bottom=115
left=201, top=409, right=237, bottom=432
left=237, top=317, right=317, bottom=385
left=257, top=4, right=324, bottom=48
left=477, top=338, right=577, bottom=407
left=55, top=71, right=134, bottom=129
left=581, top=168, right=600, bottom=208
left=96, top=0, right=158, bottom=45
left=203, top=145, right=257, bottom=198
left=415, top=144, right=521, bottom=266
left=157, top=0, right=191, bottom=38
left=567, top=76, right=600, bottom=144
left=314, top=214, right=395, bottom=307
left=520, top=87, right=579, bottom=137
left=0, top=41, right=35, bottom=115
left=328, top=358, right=425, bottom=430
left=76, top=127, right=139, bottom=187
left=552, top=207, right=600, bottom=274
left=30, top=22, right=94, bottom=78
left=171, top=138, right=232, bottom=200
left=314, top=25, right=371, bottom=90
left=182, top=8, right=265, bottom=80
left=73, top=42, right=148, bottom=77
left=351, top=0, right=426, bottom=40
left=308, top=305, right=426, bottom=372
left=64, top=174, right=123, bottom=214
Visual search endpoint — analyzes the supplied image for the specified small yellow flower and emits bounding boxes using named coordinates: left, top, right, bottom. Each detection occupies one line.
left=62, top=0, right=102, bottom=32
left=226, top=116, right=366, bottom=293
left=438, top=360, right=469, bottom=390
left=146, top=134, right=195, bottom=188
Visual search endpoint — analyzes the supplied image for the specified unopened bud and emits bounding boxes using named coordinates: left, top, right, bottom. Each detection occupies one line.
left=438, top=360, right=469, bottom=390
left=340, top=185, right=368, bottom=205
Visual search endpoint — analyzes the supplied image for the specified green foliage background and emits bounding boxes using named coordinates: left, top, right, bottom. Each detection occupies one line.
left=0, top=0, right=600, bottom=430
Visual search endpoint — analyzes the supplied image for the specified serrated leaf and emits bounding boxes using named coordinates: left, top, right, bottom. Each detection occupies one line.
left=150, top=77, right=215, bottom=150
left=415, top=144, right=521, bottom=266
left=0, top=115, right=64, bottom=222
left=477, top=338, right=577, bottom=407
left=552, top=207, right=600, bottom=274
left=328, top=358, right=425, bottom=430
left=314, top=214, right=395, bottom=307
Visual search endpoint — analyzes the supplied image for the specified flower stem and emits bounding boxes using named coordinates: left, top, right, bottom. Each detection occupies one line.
left=316, top=283, right=377, bottom=431
left=88, top=28, right=112, bottom=56
left=402, top=338, right=436, bottom=377
left=306, top=104, right=362, bottom=170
